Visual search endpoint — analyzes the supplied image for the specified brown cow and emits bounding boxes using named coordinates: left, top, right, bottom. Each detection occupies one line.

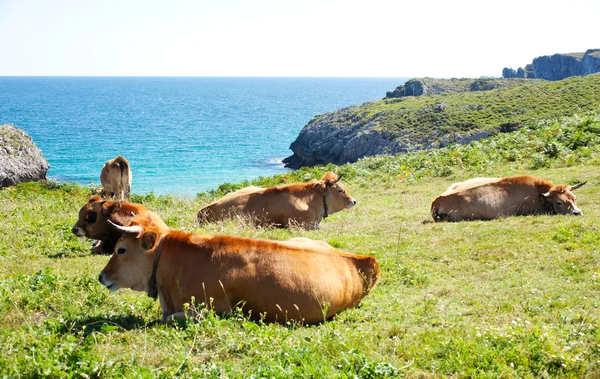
left=197, top=172, right=356, bottom=229
left=99, top=222, right=380, bottom=324
left=431, top=175, right=586, bottom=222
left=72, top=196, right=168, bottom=254
left=100, top=156, right=132, bottom=201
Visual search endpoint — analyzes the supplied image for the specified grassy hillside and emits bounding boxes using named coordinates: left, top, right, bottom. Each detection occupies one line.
left=312, top=74, right=600, bottom=151
left=0, top=114, right=599, bottom=377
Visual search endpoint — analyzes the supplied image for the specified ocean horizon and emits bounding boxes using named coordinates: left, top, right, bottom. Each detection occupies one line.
left=0, top=76, right=406, bottom=196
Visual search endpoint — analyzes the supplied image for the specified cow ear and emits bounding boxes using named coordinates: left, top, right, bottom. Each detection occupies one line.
left=313, top=181, right=326, bottom=193
left=102, top=201, right=120, bottom=216
left=88, top=195, right=102, bottom=204
left=102, top=201, right=134, bottom=226
left=141, top=231, right=158, bottom=250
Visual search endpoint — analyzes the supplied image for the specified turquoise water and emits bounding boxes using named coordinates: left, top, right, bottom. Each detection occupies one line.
left=0, top=77, right=405, bottom=195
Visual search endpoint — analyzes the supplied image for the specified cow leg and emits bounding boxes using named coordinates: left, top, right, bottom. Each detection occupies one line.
left=307, top=222, right=320, bottom=230
left=163, top=311, right=187, bottom=324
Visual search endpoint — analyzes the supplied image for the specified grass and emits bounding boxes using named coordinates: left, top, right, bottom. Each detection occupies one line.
left=0, top=115, right=599, bottom=377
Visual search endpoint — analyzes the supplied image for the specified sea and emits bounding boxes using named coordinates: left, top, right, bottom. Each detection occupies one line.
left=0, top=77, right=406, bottom=196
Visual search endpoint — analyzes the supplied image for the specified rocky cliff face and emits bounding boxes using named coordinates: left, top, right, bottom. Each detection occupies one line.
left=582, top=49, right=600, bottom=75
left=282, top=108, right=405, bottom=168
left=503, top=49, right=600, bottom=80
left=0, top=124, right=50, bottom=187
left=532, top=53, right=583, bottom=80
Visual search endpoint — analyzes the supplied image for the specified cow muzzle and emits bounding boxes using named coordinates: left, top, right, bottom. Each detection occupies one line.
left=348, top=199, right=357, bottom=208
left=98, top=272, right=117, bottom=291
left=571, top=207, right=583, bottom=216
left=72, top=226, right=85, bottom=237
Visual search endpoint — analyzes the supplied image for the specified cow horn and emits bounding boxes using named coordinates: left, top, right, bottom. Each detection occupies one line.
left=570, top=181, right=587, bottom=190
left=107, top=219, right=142, bottom=235
left=326, top=174, right=343, bottom=185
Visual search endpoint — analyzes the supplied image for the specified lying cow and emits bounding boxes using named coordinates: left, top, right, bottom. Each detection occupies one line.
left=431, top=175, right=586, bottom=221
left=72, top=195, right=168, bottom=254
left=99, top=222, right=380, bottom=324
left=100, top=156, right=132, bottom=201
left=197, top=172, right=356, bottom=229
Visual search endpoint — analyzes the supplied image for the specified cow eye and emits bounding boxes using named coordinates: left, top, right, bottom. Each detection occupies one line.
left=117, top=248, right=126, bottom=255
left=86, top=212, right=97, bottom=223
left=556, top=200, right=564, bottom=207
left=337, top=188, right=343, bottom=193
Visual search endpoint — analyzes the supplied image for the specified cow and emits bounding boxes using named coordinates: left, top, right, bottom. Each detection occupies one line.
left=99, top=222, right=380, bottom=325
left=72, top=195, right=169, bottom=254
left=197, top=172, right=356, bottom=229
left=431, top=175, right=586, bottom=222
left=100, top=156, right=132, bottom=201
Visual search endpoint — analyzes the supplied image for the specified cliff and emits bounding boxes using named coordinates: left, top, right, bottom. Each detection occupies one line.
left=283, top=74, right=600, bottom=169
left=503, top=49, right=600, bottom=81
left=0, top=124, right=50, bottom=187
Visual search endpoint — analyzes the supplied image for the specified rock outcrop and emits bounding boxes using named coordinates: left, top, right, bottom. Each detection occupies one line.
left=386, top=78, right=428, bottom=98
left=503, top=49, right=600, bottom=81
left=502, top=68, right=517, bottom=79
left=0, top=124, right=50, bottom=188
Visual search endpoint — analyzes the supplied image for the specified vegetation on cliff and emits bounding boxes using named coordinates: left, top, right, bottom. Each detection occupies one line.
left=284, top=74, right=600, bottom=168
left=385, top=77, right=528, bottom=98
left=1, top=113, right=598, bottom=377
left=364, top=74, right=599, bottom=138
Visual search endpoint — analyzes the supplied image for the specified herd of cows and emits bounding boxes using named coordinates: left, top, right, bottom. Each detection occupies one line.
left=71, top=156, right=586, bottom=324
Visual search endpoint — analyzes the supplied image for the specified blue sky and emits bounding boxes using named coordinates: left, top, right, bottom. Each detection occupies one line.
left=1, top=0, right=598, bottom=77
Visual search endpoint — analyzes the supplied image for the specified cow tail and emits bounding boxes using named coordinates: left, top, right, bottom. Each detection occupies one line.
left=431, top=203, right=439, bottom=222
left=197, top=208, right=209, bottom=225
left=359, top=257, right=380, bottom=294
left=430, top=197, right=444, bottom=222
left=368, top=258, right=381, bottom=291
left=117, top=158, right=130, bottom=201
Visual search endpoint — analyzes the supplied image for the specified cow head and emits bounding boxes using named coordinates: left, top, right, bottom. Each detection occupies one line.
left=540, top=181, right=586, bottom=215
left=98, top=222, right=160, bottom=292
left=314, top=172, right=357, bottom=214
left=72, top=196, right=144, bottom=253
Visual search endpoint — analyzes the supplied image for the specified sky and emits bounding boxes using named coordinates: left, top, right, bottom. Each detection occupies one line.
left=0, top=0, right=598, bottom=78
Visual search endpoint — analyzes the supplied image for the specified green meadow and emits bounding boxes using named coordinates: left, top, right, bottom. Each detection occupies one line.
left=1, top=114, right=599, bottom=377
